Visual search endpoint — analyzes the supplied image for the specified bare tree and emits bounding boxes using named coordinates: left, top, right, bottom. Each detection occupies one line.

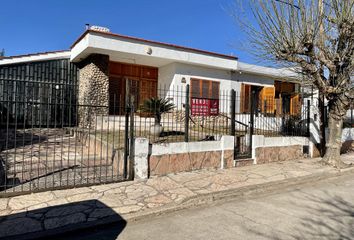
left=233, top=0, right=354, bottom=168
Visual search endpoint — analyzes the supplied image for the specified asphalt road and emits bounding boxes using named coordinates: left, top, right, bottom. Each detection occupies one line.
left=51, top=173, right=354, bottom=240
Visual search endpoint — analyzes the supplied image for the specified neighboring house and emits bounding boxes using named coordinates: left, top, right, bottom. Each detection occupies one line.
left=0, top=28, right=301, bottom=121
left=0, top=51, right=78, bottom=126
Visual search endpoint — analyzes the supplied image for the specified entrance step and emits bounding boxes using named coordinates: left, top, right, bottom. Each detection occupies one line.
left=234, top=158, right=254, bottom=167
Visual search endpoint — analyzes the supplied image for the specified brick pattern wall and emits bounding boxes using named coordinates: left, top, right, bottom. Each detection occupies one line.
left=78, top=54, right=109, bottom=128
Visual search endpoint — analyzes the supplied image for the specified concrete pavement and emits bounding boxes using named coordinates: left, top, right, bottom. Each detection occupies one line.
left=55, top=172, right=354, bottom=240
left=1, top=152, right=354, bottom=239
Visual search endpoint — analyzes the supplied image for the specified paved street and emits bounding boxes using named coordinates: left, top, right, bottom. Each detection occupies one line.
left=52, top=172, right=354, bottom=240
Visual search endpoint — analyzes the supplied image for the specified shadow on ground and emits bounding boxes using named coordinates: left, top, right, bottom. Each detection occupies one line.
left=0, top=200, right=127, bottom=240
left=245, top=190, right=354, bottom=240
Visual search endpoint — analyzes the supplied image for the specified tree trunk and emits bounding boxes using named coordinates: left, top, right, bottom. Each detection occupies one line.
left=321, top=114, right=349, bottom=168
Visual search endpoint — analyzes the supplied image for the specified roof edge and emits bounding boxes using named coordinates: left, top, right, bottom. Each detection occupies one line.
left=1, top=50, right=70, bottom=60
left=71, top=30, right=238, bottom=61
left=0, top=50, right=71, bottom=66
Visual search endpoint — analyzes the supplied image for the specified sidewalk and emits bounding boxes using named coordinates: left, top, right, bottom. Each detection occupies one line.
left=1, top=153, right=354, bottom=239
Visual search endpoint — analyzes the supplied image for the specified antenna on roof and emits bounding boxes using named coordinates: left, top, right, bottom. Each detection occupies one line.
left=0, top=49, right=5, bottom=58
left=85, top=23, right=90, bottom=30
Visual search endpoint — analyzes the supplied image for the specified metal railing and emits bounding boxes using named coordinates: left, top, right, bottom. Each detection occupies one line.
left=0, top=80, right=311, bottom=195
left=0, top=80, right=129, bottom=196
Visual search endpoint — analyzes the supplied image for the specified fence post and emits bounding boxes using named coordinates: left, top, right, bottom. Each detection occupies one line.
left=230, top=89, right=236, bottom=136
left=128, top=96, right=135, bottom=180
left=184, top=84, right=190, bottom=142
left=307, top=99, right=311, bottom=138
left=249, top=91, right=255, bottom=153
left=351, top=106, right=353, bottom=127
left=123, top=79, right=130, bottom=179
left=123, top=106, right=130, bottom=179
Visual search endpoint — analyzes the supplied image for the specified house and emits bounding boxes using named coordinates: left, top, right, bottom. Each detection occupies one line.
left=0, top=27, right=301, bottom=125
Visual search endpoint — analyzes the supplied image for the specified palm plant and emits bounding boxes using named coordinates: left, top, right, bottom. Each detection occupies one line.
left=140, top=98, right=174, bottom=125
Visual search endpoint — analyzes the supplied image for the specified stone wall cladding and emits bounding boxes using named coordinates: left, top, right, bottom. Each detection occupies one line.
left=256, top=145, right=303, bottom=164
left=235, top=159, right=254, bottom=167
left=223, top=150, right=234, bottom=168
left=149, top=151, right=221, bottom=176
left=78, top=54, right=109, bottom=128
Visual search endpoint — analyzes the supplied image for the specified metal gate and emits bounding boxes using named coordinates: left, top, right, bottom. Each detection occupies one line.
left=230, top=90, right=253, bottom=159
left=0, top=60, right=130, bottom=196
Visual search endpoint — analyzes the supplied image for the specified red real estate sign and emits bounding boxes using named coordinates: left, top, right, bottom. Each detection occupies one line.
left=191, top=98, right=219, bottom=116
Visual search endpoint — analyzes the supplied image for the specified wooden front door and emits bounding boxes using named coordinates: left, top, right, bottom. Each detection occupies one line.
left=109, top=76, right=124, bottom=115
left=109, top=61, right=158, bottom=115
left=139, top=79, right=157, bottom=106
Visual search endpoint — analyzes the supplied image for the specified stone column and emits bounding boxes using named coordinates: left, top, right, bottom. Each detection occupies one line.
left=77, top=54, right=109, bottom=128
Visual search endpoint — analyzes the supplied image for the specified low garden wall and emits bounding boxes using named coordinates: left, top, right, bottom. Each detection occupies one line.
left=252, top=135, right=308, bottom=164
left=75, top=130, right=125, bottom=174
left=134, top=136, right=234, bottom=179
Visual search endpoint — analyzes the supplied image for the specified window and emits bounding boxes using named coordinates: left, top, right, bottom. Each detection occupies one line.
left=191, top=78, right=220, bottom=99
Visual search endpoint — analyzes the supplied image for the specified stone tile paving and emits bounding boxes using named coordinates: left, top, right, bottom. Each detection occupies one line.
left=1, top=128, right=125, bottom=192
left=0, top=152, right=353, bottom=238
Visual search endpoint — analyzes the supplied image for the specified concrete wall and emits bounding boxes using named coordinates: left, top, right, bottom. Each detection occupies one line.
left=156, top=62, right=282, bottom=114
left=341, top=128, right=354, bottom=153
left=252, top=135, right=308, bottom=164
left=342, top=128, right=354, bottom=142
left=71, top=32, right=238, bottom=70
left=134, top=136, right=234, bottom=178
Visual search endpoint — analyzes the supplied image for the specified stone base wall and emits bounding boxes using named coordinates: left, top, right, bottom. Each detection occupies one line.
left=255, top=145, right=303, bottom=164
left=78, top=54, right=109, bottom=128
left=73, top=131, right=125, bottom=174
left=223, top=150, right=234, bottom=168
left=149, top=151, right=222, bottom=176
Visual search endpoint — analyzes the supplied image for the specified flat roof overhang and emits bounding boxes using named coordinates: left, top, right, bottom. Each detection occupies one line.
left=71, top=30, right=238, bottom=70
left=0, top=50, right=71, bottom=66
left=237, top=62, right=300, bottom=82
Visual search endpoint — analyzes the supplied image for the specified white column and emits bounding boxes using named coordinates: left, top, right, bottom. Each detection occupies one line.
left=134, top=138, right=149, bottom=179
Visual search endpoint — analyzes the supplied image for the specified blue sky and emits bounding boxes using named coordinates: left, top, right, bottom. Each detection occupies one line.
left=0, top=0, right=257, bottom=64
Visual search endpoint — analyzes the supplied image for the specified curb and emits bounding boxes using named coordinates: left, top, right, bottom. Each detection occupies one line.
left=15, top=167, right=354, bottom=240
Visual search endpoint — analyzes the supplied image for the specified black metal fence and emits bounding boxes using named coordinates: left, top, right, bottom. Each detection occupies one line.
left=0, top=76, right=312, bottom=196
left=126, top=85, right=310, bottom=159
left=0, top=97, right=130, bottom=196
left=0, top=59, right=78, bottom=127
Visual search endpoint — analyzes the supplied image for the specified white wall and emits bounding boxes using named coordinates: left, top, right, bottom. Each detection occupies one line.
left=71, top=32, right=238, bottom=70
left=156, top=62, right=282, bottom=114
left=325, top=128, right=354, bottom=143
left=172, top=62, right=233, bottom=92
left=157, top=62, right=234, bottom=111
left=231, top=71, right=275, bottom=87
left=342, top=128, right=354, bottom=142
